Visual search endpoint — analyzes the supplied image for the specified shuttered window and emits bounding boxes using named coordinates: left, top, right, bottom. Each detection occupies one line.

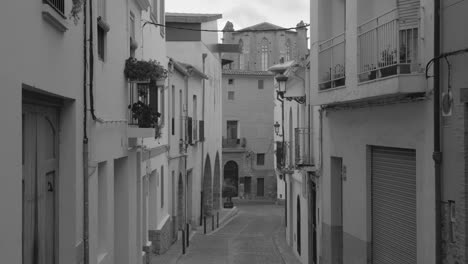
left=371, top=146, right=416, bottom=264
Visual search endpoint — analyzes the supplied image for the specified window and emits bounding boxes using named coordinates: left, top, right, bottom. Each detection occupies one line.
left=129, top=12, right=136, bottom=57
left=159, top=86, right=165, bottom=125
left=227, top=121, right=238, bottom=139
left=228, top=91, right=235, bottom=100
left=193, top=95, right=198, bottom=140
left=257, top=153, right=265, bottom=166
left=258, top=80, right=264, bottom=89
left=97, top=0, right=108, bottom=60
left=285, top=39, right=291, bottom=61
left=45, top=0, right=65, bottom=15
left=239, top=39, right=244, bottom=70
left=97, top=26, right=106, bottom=60
left=261, top=38, right=269, bottom=70
left=160, top=166, right=164, bottom=208
left=172, top=85, right=175, bottom=135
left=228, top=79, right=234, bottom=85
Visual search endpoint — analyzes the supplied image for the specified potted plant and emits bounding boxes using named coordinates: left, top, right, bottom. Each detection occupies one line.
left=222, top=184, right=237, bottom=208
left=124, top=57, right=168, bottom=83
left=333, top=64, right=345, bottom=87
left=379, top=48, right=397, bottom=77
left=128, top=101, right=161, bottom=128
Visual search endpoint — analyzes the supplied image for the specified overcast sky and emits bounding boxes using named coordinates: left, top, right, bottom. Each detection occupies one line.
left=166, top=0, right=310, bottom=35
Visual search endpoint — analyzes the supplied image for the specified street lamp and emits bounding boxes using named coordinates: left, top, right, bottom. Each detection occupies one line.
left=274, top=121, right=281, bottom=136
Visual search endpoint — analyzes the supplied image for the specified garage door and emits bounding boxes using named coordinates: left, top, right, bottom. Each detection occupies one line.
left=371, top=146, right=416, bottom=264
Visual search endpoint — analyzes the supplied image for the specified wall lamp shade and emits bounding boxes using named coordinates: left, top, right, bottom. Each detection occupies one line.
left=274, top=121, right=281, bottom=135
left=275, top=74, right=288, bottom=93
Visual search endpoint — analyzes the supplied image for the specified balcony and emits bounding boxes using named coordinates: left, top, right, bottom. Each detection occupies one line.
left=222, top=137, right=247, bottom=149
left=295, top=128, right=314, bottom=167
left=319, top=33, right=346, bottom=91
left=127, top=82, right=158, bottom=139
left=358, top=8, right=420, bottom=82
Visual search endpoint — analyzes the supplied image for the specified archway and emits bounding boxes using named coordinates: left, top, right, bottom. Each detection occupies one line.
left=297, top=195, right=301, bottom=255
left=177, top=172, right=184, bottom=229
left=202, top=155, right=212, bottom=216
left=213, top=152, right=221, bottom=211
left=223, top=161, right=239, bottom=197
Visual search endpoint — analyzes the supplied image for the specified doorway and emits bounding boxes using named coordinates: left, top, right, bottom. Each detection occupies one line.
left=309, top=179, right=317, bottom=264
left=297, top=195, right=301, bottom=255
left=22, top=104, right=59, bottom=264
left=331, top=157, right=343, bottom=264
left=244, top=177, right=251, bottom=197
left=256, top=178, right=264, bottom=197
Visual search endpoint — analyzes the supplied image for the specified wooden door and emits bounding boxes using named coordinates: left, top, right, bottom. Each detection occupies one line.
left=23, top=104, right=59, bottom=264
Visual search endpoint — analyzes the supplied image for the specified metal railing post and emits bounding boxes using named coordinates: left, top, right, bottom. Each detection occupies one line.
left=186, top=223, right=190, bottom=248
left=182, top=229, right=186, bottom=254
left=203, top=216, right=207, bottom=234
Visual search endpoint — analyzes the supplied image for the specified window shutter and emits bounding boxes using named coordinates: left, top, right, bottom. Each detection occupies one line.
left=276, top=141, right=283, bottom=169
left=199, top=120, right=204, bottom=141
left=149, top=83, right=159, bottom=118
left=188, top=117, right=193, bottom=145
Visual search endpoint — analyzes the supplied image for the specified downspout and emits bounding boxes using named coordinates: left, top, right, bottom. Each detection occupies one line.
left=433, top=0, right=442, bottom=262
left=200, top=53, right=207, bottom=225
left=82, top=0, right=89, bottom=263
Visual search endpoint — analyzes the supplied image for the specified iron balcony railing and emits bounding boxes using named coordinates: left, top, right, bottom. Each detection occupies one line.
left=127, top=82, right=158, bottom=127
left=295, top=128, right=313, bottom=166
left=357, top=8, right=419, bottom=82
left=44, top=0, right=65, bottom=15
left=318, top=32, right=346, bottom=90
left=222, top=137, right=247, bottom=148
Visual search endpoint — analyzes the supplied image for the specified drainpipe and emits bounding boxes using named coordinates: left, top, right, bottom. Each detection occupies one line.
left=433, top=0, right=442, bottom=262
left=200, top=53, right=207, bottom=225
left=82, top=0, right=89, bottom=263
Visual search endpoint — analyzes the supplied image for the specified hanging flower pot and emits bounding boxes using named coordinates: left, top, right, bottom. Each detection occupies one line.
left=124, top=57, right=168, bottom=82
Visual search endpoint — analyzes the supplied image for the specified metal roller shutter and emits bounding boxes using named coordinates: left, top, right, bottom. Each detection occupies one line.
left=371, top=146, right=416, bottom=264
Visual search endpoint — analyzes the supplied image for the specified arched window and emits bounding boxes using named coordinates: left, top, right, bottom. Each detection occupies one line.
left=285, top=39, right=291, bottom=61
left=239, top=39, right=245, bottom=70
left=261, top=38, right=269, bottom=70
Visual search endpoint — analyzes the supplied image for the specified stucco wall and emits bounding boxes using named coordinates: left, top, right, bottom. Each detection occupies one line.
left=0, top=0, right=84, bottom=263
left=440, top=1, right=468, bottom=262
left=319, top=101, right=435, bottom=264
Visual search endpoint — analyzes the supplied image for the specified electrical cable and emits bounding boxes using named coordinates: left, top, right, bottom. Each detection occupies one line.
left=143, top=21, right=310, bottom=33
left=425, top=48, right=468, bottom=79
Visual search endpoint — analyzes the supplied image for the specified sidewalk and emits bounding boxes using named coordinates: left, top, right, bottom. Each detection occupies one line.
left=150, top=207, right=239, bottom=264
left=272, top=227, right=302, bottom=264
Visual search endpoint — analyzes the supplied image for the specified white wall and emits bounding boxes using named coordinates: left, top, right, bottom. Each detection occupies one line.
left=0, top=0, right=84, bottom=263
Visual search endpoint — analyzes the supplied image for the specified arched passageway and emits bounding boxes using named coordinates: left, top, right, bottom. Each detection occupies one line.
left=213, top=152, right=221, bottom=211
left=202, top=155, right=213, bottom=216
left=223, top=161, right=239, bottom=197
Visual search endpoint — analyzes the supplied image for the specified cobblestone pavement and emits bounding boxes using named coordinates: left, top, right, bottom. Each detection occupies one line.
left=177, top=202, right=294, bottom=264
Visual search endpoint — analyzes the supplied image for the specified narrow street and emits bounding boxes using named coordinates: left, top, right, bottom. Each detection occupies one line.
left=177, top=202, right=292, bottom=264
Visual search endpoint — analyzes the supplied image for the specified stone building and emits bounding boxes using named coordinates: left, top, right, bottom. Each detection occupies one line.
left=221, top=21, right=308, bottom=200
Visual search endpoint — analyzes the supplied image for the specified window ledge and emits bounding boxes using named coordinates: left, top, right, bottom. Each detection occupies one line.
left=42, top=4, right=68, bottom=32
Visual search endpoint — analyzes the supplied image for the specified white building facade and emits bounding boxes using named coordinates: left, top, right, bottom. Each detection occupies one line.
left=310, top=0, right=436, bottom=263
